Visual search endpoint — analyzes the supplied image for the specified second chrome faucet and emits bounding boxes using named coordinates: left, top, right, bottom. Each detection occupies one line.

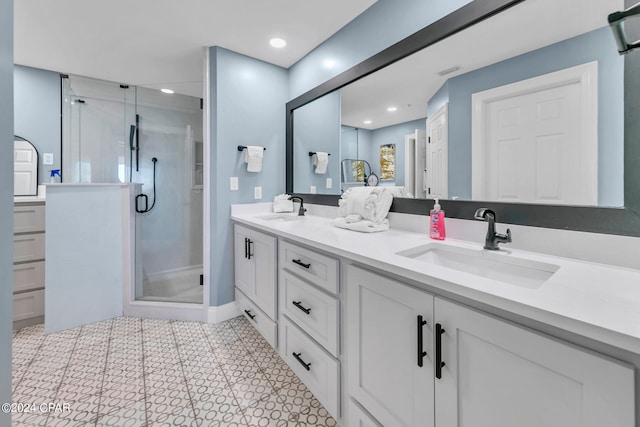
left=474, top=208, right=512, bottom=250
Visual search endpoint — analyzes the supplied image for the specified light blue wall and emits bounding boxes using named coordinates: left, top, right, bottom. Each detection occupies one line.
left=370, top=119, right=426, bottom=187
left=293, top=91, right=341, bottom=194
left=0, top=0, right=13, bottom=422
left=14, top=65, right=61, bottom=184
left=209, top=47, right=288, bottom=307
left=288, top=0, right=472, bottom=98
left=433, top=27, right=624, bottom=205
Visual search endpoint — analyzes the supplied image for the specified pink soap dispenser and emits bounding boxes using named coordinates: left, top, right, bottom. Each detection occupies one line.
left=430, top=198, right=446, bottom=240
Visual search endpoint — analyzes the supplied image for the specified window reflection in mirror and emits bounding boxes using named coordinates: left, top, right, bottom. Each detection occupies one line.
left=292, top=0, right=624, bottom=207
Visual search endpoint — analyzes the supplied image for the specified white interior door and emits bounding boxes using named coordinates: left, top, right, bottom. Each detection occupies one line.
left=14, top=139, right=38, bottom=196
left=426, top=105, right=448, bottom=199
left=472, top=62, right=597, bottom=205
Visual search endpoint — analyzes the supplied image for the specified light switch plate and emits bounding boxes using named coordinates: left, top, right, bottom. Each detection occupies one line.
left=254, top=186, right=262, bottom=199
left=310, top=186, right=317, bottom=194
left=326, top=178, right=332, bottom=189
left=43, top=153, right=54, bottom=165
left=230, top=177, right=238, bottom=191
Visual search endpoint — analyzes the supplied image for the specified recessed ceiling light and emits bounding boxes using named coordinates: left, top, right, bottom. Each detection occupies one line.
left=270, top=38, right=287, bottom=48
left=323, top=59, right=336, bottom=69
left=363, top=120, right=372, bottom=124
left=387, top=106, right=398, bottom=112
left=161, top=88, right=174, bottom=94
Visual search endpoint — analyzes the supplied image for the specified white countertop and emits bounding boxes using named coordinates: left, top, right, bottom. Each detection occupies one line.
left=232, top=207, right=640, bottom=355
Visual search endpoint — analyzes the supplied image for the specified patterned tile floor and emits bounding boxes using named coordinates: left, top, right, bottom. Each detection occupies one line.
left=11, top=316, right=338, bottom=427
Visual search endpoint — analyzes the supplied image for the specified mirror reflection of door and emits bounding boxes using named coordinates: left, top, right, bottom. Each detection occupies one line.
left=426, top=104, right=448, bottom=199
left=14, top=137, right=39, bottom=196
left=404, top=129, right=427, bottom=198
left=472, top=62, right=598, bottom=205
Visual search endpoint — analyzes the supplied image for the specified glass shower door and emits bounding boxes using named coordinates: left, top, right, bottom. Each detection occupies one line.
left=133, top=87, right=203, bottom=304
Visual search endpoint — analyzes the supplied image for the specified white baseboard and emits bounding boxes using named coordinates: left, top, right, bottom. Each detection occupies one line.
left=125, top=301, right=204, bottom=322
left=207, top=301, right=240, bottom=324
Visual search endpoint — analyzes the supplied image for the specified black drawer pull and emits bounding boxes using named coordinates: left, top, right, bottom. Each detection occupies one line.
left=435, top=323, right=446, bottom=379
left=292, top=352, right=311, bottom=371
left=417, top=315, right=427, bottom=367
left=293, top=301, right=311, bottom=315
left=244, top=237, right=248, bottom=259
left=247, top=239, right=254, bottom=260
left=292, top=259, right=311, bottom=269
left=244, top=309, right=256, bottom=321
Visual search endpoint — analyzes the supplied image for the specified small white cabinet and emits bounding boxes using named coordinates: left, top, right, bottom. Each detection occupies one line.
left=346, top=265, right=635, bottom=427
left=346, top=265, right=434, bottom=427
left=234, top=224, right=277, bottom=320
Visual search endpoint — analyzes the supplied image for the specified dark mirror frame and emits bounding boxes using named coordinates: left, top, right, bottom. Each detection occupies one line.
left=286, top=0, right=640, bottom=237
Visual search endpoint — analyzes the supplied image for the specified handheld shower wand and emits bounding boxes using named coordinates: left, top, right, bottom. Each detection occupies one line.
left=135, top=157, right=158, bottom=213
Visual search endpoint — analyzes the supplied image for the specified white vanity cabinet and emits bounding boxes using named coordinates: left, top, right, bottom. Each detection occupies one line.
left=13, top=202, right=46, bottom=329
left=346, top=265, right=435, bottom=427
left=278, top=241, right=341, bottom=420
left=233, top=224, right=277, bottom=345
left=434, top=297, right=635, bottom=427
left=346, top=264, right=635, bottom=427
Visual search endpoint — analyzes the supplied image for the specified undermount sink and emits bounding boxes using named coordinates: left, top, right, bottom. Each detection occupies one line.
left=396, top=244, right=559, bottom=289
left=255, top=213, right=305, bottom=222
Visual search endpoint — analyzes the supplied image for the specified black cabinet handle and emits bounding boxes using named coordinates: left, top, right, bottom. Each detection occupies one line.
left=417, top=315, right=427, bottom=367
left=247, top=239, right=254, bottom=260
left=293, top=301, right=311, bottom=315
left=244, top=309, right=256, bottom=321
left=435, top=323, right=446, bottom=379
left=292, top=259, right=311, bottom=269
left=244, top=237, right=248, bottom=259
left=292, top=352, right=311, bottom=371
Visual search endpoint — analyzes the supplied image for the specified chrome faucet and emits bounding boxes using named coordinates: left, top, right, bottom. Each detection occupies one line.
left=288, top=196, right=307, bottom=216
left=474, top=208, right=512, bottom=250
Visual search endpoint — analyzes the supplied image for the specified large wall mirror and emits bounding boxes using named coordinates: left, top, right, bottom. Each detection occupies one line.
left=287, top=0, right=640, bottom=237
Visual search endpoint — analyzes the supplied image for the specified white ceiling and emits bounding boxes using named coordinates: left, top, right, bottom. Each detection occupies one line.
left=341, top=0, right=623, bottom=130
left=14, top=0, right=377, bottom=98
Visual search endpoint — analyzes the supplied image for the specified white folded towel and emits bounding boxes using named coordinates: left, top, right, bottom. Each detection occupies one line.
left=273, top=194, right=294, bottom=213
left=339, top=187, right=393, bottom=224
left=332, top=217, right=390, bottom=233
left=313, top=152, right=329, bottom=174
left=245, top=146, right=264, bottom=172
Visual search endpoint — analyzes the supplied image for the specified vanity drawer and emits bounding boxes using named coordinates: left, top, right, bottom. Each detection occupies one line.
left=14, top=204, right=45, bottom=233
left=280, top=270, right=339, bottom=356
left=13, top=233, right=45, bottom=263
left=14, top=261, right=45, bottom=293
left=280, top=316, right=340, bottom=420
left=279, top=241, right=339, bottom=295
left=13, top=289, right=45, bottom=321
left=235, top=288, right=277, bottom=349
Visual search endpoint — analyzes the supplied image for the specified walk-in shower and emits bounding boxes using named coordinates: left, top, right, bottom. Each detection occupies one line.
left=61, top=75, right=204, bottom=305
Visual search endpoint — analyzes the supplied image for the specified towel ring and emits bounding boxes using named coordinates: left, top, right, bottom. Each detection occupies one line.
left=309, top=152, right=331, bottom=157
